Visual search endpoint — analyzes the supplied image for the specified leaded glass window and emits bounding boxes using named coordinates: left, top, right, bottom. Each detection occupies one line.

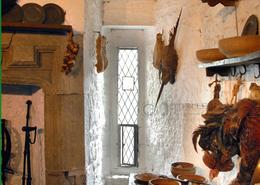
left=118, top=48, right=139, bottom=167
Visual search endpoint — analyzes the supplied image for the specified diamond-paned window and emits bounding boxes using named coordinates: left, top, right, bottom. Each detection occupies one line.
left=118, top=48, right=139, bottom=167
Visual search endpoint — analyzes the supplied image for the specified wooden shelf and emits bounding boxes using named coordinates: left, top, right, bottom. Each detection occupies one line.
left=197, top=51, right=260, bottom=76
left=2, top=22, right=72, bottom=35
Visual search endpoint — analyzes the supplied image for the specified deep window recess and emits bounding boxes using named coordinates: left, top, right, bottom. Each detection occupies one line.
left=118, top=48, right=139, bottom=167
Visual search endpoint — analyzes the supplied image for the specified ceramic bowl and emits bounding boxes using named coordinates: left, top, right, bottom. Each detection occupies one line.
left=196, top=48, right=226, bottom=62
left=177, top=174, right=206, bottom=185
left=149, top=178, right=181, bottom=185
left=218, top=35, right=260, bottom=58
left=171, top=162, right=196, bottom=177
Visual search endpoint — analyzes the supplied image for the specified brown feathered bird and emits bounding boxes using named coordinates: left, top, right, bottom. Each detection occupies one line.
left=155, top=10, right=181, bottom=108
left=193, top=98, right=260, bottom=185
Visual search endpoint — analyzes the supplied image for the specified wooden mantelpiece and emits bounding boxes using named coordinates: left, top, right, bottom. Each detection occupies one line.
left=2, top=22, right=72, bottom=34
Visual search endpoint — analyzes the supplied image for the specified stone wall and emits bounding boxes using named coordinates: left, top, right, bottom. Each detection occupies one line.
left=103, top=0, right=155, bottom=25
left=72, top=0, right=260, bottom=184
left=84, top=0, right=106, bottom=185
left=144, top=0, right=260, bottom=184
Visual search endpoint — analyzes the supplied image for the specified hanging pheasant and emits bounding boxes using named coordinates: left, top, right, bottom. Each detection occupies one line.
left=154, top=10, right=182, bottom=108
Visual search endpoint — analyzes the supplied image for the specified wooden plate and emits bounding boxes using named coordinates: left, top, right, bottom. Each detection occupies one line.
left=2, top=4, right=23, bottom=23
left=22, top=3, right=45, bottom=24
left=242, top=15, right=258, bottom=36
left=196, top=48, right=226, bottom=63
left=219, top=36, right=260, bottom=58
left=43, top=3, right=65, bottom=24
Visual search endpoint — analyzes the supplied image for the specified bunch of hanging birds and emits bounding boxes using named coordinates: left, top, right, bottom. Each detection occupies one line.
left=193, top=80, right=260, bottom=185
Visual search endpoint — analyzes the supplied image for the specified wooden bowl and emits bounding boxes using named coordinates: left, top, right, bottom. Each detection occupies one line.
left=196, top=48, right=226, bottom=62
left=171, top=162, right=196, bottom=177
left=218, top=35, right=260, bottom=58
left=135, top=173, right=160, bottom=185
left=149, top=178, right=181, bottom=185
left=178, top=174, right=206, bottom=185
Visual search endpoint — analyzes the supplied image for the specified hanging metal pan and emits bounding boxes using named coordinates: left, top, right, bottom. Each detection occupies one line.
left=22, top=3, right=46, bottom=24
left=242, top=15, right=259, bottom=36
left=2, top=4, right=23, bottom=23
left=43, top=3, right=65, bottom=24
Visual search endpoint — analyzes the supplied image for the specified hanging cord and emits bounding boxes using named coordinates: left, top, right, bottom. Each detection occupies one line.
left=3, top=33, right=15, bottom=50
left=1, top=33, right=15, bottom=65
left=234, top=2, right=239, bottom=36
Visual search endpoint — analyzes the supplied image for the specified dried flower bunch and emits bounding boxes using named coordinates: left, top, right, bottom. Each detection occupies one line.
left=62, top=31, right=79, bottom=75
left=201, top=0, right=238, bottom=7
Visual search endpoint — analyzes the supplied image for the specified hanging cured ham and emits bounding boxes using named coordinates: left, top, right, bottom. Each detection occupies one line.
left=96, top=33, right=108, bottom=73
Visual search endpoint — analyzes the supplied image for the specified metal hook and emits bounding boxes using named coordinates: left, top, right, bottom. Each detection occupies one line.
left=93, top=31, right=101, bottom=35
left=230, top=67, right=236, bottom=77
left=239, top=65, right=247, bottom=76
left=254, top=63, right=260, bottom=79
left=208, top=74, right=220, bottom=87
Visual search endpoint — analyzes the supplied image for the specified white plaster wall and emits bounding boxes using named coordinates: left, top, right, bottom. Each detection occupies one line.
left=103, top=0, right=155, bottom=26
left=144, top=1, right=260, bottom=185
left=84, top=0, right=106, bottom=185
left=2, top=89, right=45, bottom=185
left=18, top=0, right=84, bottom=33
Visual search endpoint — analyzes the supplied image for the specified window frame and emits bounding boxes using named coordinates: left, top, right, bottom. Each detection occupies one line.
left=117, top=47, right=140, bottom=167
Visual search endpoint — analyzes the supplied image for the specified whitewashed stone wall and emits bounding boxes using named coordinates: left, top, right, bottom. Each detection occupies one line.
left=85, top=1, right=260, bottom=185
left=103, top=0, right=155, bottom=25
left=145, top=0, right=260, bottom=185
left=84, top=0, right=106, bottom=185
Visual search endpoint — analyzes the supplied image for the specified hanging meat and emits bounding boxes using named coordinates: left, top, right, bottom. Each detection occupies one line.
left=192, top=82, right=260, bottom=185
left=95, top=33, right=108, bottom=73
left=201, top=0, right=238, bottom=7
left=154, top=10, right=182, bottom=108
